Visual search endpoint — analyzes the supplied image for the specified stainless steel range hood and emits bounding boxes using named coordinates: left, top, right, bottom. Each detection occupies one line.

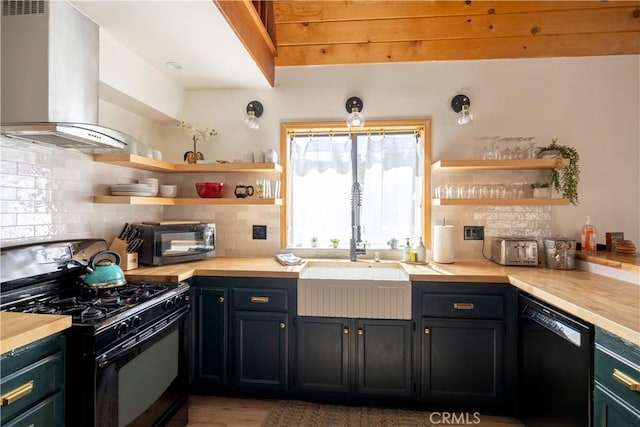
left=0, top=0, right=127, bottom=151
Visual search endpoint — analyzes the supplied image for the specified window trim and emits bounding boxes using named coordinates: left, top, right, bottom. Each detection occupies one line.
left=279, top=119, right=432, bottom=250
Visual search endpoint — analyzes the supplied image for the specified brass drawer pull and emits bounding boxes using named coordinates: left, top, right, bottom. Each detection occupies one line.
left=454, top=302, right=474, bottom=310
left=0, top=380, right=34, bottom=407
left=357, top=328, right=364, bottom=336
left=613, top=369, right=640, bottom=392
left=250, top=296, right=269, bottom=304
left=343, top=327, right=349, bottom=334
left=424, top=328, right=430, bottom=334
left=218, top=296, right=225, bottom=303
left=279, top=322, right=286, bottom=329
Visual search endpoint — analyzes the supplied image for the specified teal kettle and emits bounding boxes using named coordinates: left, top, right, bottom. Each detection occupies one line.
left=83, top=250, right=126, bottom=288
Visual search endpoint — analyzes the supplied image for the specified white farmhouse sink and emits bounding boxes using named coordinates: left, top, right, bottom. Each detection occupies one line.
left=299, top=262, right=409, bottom=281
left=298, top=262, right=411, bottom=319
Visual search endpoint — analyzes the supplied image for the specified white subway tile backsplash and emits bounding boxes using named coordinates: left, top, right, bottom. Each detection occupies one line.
left=0, top=214, right=16, bottom=226
left=2, top=137, right=555, bottom=258
left=17, top=163, right=51, bottom=178
left=0, top=161, right=17, bottom=174
left=0, top=173, right=35, bottom=188
left=0, top=187, right=17, bottom=200
left=1, top=225, right=35, bottom=240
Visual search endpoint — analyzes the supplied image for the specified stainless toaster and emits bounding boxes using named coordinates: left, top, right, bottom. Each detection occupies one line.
left=490, top=237, right=539, bottom=266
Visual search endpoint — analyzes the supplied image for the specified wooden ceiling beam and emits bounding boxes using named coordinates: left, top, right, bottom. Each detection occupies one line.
left=275, top=31, right=640, bottom=66
left=214, top=0, right=276, bottom=87
left=274, top=1, right=639, bottom=23
left=277, top=7, right=640, bottom=46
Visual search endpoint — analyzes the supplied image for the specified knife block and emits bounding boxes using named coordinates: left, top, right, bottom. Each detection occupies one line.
left=109, top=238, right=138, bottom=271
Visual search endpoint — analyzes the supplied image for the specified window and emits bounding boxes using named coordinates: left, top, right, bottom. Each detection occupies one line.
left=279, top=120, right=431, bottom=249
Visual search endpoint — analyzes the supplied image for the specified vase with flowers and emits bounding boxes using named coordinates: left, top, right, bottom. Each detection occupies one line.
left=177, top=121, right=218, bottom=163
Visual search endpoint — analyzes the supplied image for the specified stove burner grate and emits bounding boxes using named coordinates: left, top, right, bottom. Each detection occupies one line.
left=80, top=306, right=106, bottom=320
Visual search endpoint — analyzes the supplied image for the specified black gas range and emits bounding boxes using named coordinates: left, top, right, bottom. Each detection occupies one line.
left=0, top=239, right=190, bottom=427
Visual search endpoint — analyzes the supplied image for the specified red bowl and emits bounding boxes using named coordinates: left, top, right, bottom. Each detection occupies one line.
left=195, top=182, right=225, bottom=198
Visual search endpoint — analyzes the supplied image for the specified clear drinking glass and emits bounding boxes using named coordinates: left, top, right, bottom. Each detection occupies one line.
left=457, top=184, right=469, bottom=199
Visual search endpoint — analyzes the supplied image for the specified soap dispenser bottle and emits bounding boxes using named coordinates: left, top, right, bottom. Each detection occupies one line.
left=416, top=237, right=426, bottom=263
left=403, top=238, right=412, bottom=262
left=581, top=216, right=597, bottom=253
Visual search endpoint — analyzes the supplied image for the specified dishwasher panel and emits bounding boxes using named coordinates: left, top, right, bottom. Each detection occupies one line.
left=518, top=293, right=594, bottom=427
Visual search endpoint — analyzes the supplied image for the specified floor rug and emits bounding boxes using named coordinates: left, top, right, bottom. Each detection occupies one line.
left=261, top=400, right=437, bottom=427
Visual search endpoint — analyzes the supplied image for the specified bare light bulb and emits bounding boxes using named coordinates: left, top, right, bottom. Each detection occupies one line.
left=347, top=108, right=365, bottom=128
left=245, top=111, right=260, bottom=130
left=457, top=104, right=474, bottom=125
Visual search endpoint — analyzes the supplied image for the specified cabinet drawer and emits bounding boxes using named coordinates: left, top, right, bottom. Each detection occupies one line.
left=421, top=294, right=504, bottom=319
left=2, top=392, right=65, bottom=427
left=595, top=345, right=640, bottom=411
left=232, top=288, right=288, bottom=312
left=0, top=336, right=65, bottom=424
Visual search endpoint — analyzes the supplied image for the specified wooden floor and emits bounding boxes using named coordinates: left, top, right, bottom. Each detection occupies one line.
left=187, top=395, right=525, bottom=427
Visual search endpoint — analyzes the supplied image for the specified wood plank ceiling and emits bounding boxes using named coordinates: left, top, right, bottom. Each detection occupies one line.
left=272, top=0, right=640, bottom=66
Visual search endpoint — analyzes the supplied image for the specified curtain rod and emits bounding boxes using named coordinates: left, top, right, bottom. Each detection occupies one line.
left=287, top=127, right=423, bottom=138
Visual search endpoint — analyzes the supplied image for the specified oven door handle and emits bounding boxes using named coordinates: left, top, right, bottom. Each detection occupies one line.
left=97, top=305, right=189, bottom=369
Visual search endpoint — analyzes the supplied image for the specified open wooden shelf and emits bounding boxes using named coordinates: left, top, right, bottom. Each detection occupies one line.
left=93, top=153, right=282, bottom=173
left=93, top=196, right=282, bottom=206
left=432, top=198, right=570, bottom=206
left=431, top=158, right=569, bottom=172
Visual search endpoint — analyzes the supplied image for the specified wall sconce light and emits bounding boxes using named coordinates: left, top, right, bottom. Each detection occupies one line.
left=345, top=96, right=365, bottom=128
left=245, top=100, right=263, bottom=130
left=451, top=94, right=474, bottom=125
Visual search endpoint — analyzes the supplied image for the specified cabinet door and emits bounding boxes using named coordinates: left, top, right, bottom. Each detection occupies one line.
left=356, top=319, right=413, bottom=396
left=594, top=384, right=640, bottom=427
left=193, top=287, right=227, bottom=389
left=232, top=311, right=288, bottom=391
left=422, top=318, right=503, bottom=401
left=295, top=317, right=350, bottom=394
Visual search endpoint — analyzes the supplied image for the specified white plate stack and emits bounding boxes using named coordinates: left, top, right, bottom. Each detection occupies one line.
left=110, top=183, right=155, bottom=197
left=138, top=178, right=159, bottom=196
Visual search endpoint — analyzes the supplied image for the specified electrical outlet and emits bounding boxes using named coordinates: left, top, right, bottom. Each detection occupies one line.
left=464, top=226, right=484, bottom=241
left=252, top=225, right=267, bottom=240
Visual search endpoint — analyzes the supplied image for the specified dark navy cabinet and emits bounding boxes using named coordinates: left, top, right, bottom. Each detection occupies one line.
left=594, top=327, right=640, bottom=426
left=413, top=282, right=517, bottom=412
left=0, top=334, right=66, bottom=426
left=233, top=310, right=288, bottom=391
left=295, top=317, right=413, bottom=398
left=191, top=277, right=296, bottom=394
left=191, top=286, right=228, bottom=391
left=295, top=317, right=350, bottom=394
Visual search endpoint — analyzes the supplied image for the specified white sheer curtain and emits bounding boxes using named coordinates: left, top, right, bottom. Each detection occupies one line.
left=360, top=134, right=422, bottom=247
left=289, top=132, right=422, bottom=248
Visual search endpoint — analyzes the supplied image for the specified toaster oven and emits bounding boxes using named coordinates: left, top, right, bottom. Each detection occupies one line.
left=490, top=237, right=539, bottom=266
left=136, top=222, right=216, bottom=265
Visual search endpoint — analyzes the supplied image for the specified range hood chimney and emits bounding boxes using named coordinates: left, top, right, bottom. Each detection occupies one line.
left=1, top=0, right=127, bottom=150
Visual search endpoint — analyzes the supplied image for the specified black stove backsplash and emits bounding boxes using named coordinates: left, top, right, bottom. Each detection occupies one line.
left=0, top=238, right=107, bottom=290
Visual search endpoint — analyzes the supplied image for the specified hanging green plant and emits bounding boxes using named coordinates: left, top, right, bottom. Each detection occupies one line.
left=537, top=138, right=580, bottom=205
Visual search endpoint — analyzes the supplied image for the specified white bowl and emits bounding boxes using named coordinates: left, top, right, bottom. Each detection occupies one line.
left=159, top=185, right=178, bottom=198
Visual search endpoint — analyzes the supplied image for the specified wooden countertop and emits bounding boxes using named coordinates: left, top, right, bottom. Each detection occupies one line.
left=127, top=257, right=640, bottom=345
left=6, top=255, right=636, bottom=354
left=0, top=312, right=72, bottom=355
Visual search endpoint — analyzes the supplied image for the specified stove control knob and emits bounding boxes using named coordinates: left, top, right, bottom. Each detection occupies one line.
left=174, top=294, right=184, bottom=307
left=164, top=299, right=175, bottom=311
left=116, top=321, right=129, bottom=337
left=131, top=315, right=142, bottom=329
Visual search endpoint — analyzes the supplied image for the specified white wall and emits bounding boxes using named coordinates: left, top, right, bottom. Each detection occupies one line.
left=1, top=55, right=638, bottom=259
left=158, top=55, right=640, bottom=253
